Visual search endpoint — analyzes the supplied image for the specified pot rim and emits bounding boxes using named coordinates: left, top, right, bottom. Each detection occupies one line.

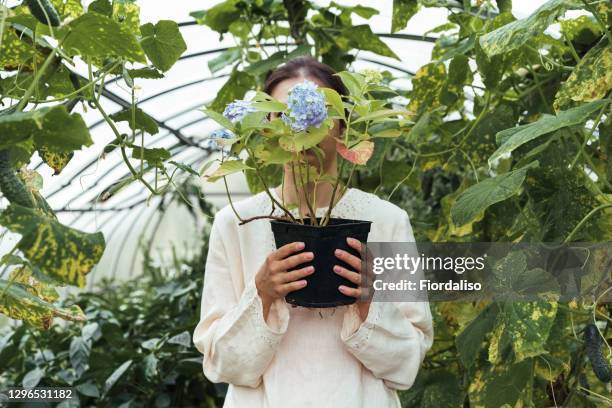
left=270, top=217, right=372, bottom=230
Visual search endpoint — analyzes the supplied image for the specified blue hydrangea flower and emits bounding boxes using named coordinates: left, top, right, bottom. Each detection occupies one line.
left=283, top=80, right=327, bottom=131
left=203, top=128, right=234, bottom=153
left=223, top=100, right=256, bottom=122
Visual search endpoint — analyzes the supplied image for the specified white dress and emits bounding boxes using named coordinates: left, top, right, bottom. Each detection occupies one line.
left=192, top=187, right=434, bottom=408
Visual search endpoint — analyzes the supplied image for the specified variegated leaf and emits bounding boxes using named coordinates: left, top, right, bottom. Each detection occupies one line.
left=554, top=39, right=611, bottom=111
left=0, top=204, right=105, bottom=288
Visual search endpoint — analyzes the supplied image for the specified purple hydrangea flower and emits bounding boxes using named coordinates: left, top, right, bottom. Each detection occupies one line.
left=223, top=100, right=256, bottom=123
left=283, top=80, right=327, bottom=131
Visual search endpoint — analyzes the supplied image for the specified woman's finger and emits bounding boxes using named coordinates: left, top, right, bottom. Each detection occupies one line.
left=280, top=279, right=307, bottom=295
left=277, top=251, right=314, bottom=271
left=333, top=265, right=361, bottom=285
left=338, top=285, right=361, bottom=298
left=272, top=241, right=305, bottom=260
left=346, top=237, right=365, bottom=253
left=334, top=248, right=361, bottom=271
left=281, top=266, right=315, bottom=283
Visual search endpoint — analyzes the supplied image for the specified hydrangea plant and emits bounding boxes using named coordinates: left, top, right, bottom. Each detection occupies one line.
left=201, top=70, right=412, bottom=226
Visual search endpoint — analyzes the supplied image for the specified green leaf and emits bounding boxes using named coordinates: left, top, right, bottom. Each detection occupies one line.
left=342, top=25, right=400, bottom=60
left=140, top=20, right=187, bottom=72
left=554, top=38, right=611, bottom=111
left=143, top=353, right=158, bottom=381
left=251, top=100, right=287, bottom=112
left=489, top=100, right=608, bottom=165
left=353, top=109, right=408, bottom=124
left=335, top=71, right=364, bottom=97
left=279, top=124, right=330, bottom=152
left=0, top=204, right=105, bottom=288
left=103, top=360, right=132, bottom=396
left=245, top=50, right=287, bottom=76
left=22, top=367, right=45, bottom=388
left=468, top=359, right=534, bottom=407
left=455, top=304, right=498, bottom=368
left=62, top=13, right=146, bottom=63
left=69, top=336, right=91, bottom=379
left=254, top=144, right=293, bottom=165
left=391, top=0, right=419, bottom=33
left=206, top=160, right=252, bottom=182
left=451, top=161, right=539, bottom=227
left=126, top=67, right=164, bottom=79
left=322, top=87, right=345, bottom=119
left=0, top=105, right=91, bottom=174
left=131, top=147, right=170, bottom=167
left=479, top=0, right=580, bottom=57
left=89, top=0, right=112, bottom=16
left=399, top=369, right=462, bottom=408
left=208, top=47, right=241, bottom=73
left=75, top=381, right=100, bottom=398
left=190, top=1, right=241, bottom=34
left=201, top=108, right=235, bottom=131
left=209, top=70, right=256, bottom=113
left=110, top=107, right=159, bottom=135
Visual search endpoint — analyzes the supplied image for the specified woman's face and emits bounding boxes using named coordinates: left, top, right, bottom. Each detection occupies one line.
left=270, top=76, right=341, bottom=172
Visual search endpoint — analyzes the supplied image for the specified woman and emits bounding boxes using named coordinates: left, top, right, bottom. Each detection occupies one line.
left=192, top=57, right=433, bottom=408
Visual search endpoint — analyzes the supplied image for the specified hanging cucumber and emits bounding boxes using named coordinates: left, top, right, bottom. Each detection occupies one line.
left=584, top=324, right=612, bottom=383
left=0, top=150, right=36, bottom=208
left=24, top=0, right=61, bottom=27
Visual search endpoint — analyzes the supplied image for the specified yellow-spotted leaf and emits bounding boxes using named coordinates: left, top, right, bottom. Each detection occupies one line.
left=0, top=204, right=105, bottom=288
left=37, top=146, right=74, bottom=175
left=9, top=266, right=59, bottom=303
left=407, top=62, right=446, bottom=115
left=336, top=139, right=374, bottom=165
left=0, top=278, right=85, bottom=329
left=479, top=0, right=580, bottom=57
left=554, top=39, right=611, bottom=111
left=0, top=24, right=41, bottom=71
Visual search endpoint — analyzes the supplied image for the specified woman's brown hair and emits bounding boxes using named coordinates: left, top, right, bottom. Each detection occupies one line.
left=264, top=56, right=349, bottom=128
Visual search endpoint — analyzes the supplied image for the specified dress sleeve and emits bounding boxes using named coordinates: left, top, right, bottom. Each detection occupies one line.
left=192, top=211, right=290, bottom=388
left=340, top=209, right=434, bottom=390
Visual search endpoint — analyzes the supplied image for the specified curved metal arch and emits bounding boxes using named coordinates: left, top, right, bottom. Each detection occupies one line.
left=52, top=112, right=215, bottom=216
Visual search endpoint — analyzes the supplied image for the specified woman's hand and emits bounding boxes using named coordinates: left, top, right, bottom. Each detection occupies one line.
left=256, top=242, right=315, bottom=320
left=334, top=237, right=373, bottom=321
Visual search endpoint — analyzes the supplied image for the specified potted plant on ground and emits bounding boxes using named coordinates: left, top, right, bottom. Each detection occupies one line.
left=201, top=69, right=411, bottom=307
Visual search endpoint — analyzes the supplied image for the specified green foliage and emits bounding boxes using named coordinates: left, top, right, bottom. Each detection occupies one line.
left=139, top=20, right=187, bottom=72
left=0, top=233, right=225, bottom=406
left=1, top=1, right=611, bottom=406
left=0, top=0, right=188, bottom=329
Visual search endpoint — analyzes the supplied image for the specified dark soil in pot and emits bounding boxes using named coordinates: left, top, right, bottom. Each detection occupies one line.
left=270, top=218, right=372, bottom=308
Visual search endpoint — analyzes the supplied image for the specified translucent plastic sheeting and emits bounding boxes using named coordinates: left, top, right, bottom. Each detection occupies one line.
left=0, top=0, right=549, bottom=287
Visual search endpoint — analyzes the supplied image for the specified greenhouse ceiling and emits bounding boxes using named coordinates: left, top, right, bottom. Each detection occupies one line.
left=0, top=0, right=580, bottom=286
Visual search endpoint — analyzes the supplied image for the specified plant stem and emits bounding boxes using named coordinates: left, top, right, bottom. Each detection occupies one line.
left=563, top=203, right=612, bottom=243
left=14, top=45, right=60, bottom=112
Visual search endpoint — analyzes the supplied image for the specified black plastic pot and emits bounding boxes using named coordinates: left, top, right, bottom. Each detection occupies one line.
left=270, top=218, right=372, bottom=308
